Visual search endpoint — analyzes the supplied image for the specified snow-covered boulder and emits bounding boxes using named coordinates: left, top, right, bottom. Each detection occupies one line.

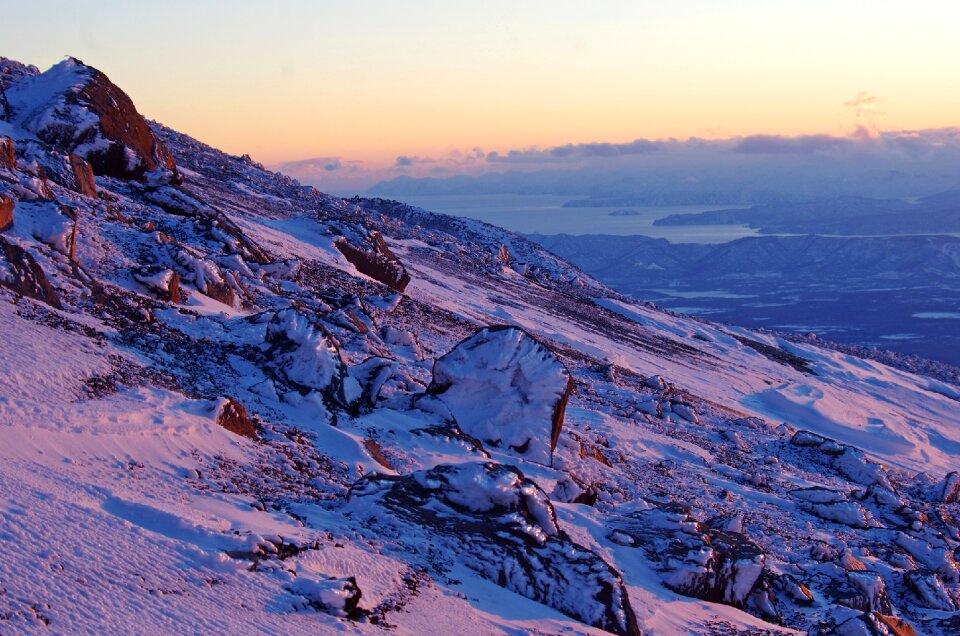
left=429, top=326, right=573, bottom=465
left=933, top=471, right=960, bottom=503
left=289, top=576, right=363, bottom=618
left=904, top=569, right=957, bottom=611
left=135, top=269, right=180, bottom=303
left=6, top=58, right=179, bottom=182
left=346, top=462, right=640, bottom=636
left=265, top=309, right=347, bottom=396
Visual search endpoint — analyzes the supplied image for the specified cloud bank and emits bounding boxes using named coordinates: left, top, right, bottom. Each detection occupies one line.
left=276, top=128, right=960, bottom=201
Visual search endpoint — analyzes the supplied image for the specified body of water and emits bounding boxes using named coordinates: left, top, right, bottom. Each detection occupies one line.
left=394, top=194, right=757, bottom=243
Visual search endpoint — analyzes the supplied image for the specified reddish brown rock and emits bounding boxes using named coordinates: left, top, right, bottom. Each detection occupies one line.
left=334, top=231, right=410, bottom=293
left=203, top=279, right=235, bottom=307
left=497, top=244, right=511, bottom=264
left=168, top=271, right=181, bottom=303
left=0, top=236, right=62, bottom=308
left=29, top=59, right=179, bottom=182
left=0, top=136, right=14, bottom=171
left=0, top=195, right=13, bottom=232
left=216, top=399, right=257, bottom=438
left=68, top=154, right=97, bottom=197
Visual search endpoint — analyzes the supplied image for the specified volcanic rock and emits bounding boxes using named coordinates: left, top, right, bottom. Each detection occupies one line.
left=334, top=231, right=410, bottom=293
left=215, top=398, right=257, bottom=438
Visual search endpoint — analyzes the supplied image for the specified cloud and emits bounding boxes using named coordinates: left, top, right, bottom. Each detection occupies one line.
left=486, top=139, right=661, bottom=163
left=279, top=156, right=349, bottom=173
left=395, top=155, right=415, bottom=167
left=734, top=134, right=854, bottom=154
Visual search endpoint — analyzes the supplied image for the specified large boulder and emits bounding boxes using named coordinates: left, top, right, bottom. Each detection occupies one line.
left=429, top=326, right=573, bottom=466
left=334, top=231, right=410, bottom=293
left=346, top=462, right=640, bottom=636
left=6, top=58, right=178, bottom=182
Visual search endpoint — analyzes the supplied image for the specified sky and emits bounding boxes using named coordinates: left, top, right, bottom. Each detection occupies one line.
left=5, top=1, right=960, bottom=192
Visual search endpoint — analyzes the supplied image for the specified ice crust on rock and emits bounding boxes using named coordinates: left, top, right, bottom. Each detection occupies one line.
left=430, top=326, right=573, bottom=465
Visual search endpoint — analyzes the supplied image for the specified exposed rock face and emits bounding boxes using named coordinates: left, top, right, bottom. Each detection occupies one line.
left=429, top=326, right=574, bottom=466
left=8, top=58, right=178, bottom=182
left=346, top=462, right=640, bottom=636
left=215, top=398, right=257, bottom=438
left=0, top=236, right=61, bottom=308
left=0, top=136, right=14, bottom=170
left=334, top=231, right=410, bottom=293
left=68, top=154, right=97, bottom=197
left=496, top=244, right=511, bottom=264
left=0, top=195, right=13, bottom=232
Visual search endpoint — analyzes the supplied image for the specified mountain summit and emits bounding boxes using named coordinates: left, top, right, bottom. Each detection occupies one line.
left=1, top=57, right=958, bottom=635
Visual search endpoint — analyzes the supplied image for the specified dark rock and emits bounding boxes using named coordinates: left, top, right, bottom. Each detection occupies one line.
left=0, top=236, right=62, bottom=308
left=429, top=325, right=574, bottom=466
left=335, top=231, right=410, bottom=293
left=0, top=194, right=13, bottom=232
left=215, top=398, right=257, bottom=438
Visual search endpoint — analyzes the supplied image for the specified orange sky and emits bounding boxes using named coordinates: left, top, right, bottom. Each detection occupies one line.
left=6, top=1, right=960, bottom=166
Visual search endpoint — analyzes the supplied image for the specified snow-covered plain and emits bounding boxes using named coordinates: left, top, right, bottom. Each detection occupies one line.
left=1, top=56, right=958, bottom=635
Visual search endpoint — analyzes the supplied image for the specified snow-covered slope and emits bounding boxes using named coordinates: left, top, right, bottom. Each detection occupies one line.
left=1, top=57, right=958, bottom=635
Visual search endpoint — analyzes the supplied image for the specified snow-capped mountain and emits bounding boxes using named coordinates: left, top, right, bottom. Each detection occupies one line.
left=1, top=57, right=958, bottom=635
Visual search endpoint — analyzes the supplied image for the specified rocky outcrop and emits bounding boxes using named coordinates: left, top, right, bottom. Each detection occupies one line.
left=904, top=569, right=957, bottom=611
left=0, top=194, right=13, bottom=232
left=215, top=398, right=257, bottom=439
left=346, top=462, right=640, bottom=636
left=610, top=502, right=781, bottom=620
left=10, top=58, right=178, bottom=182
left=334, top=231, right=410, bottom=293
left=0, top=236, right=61, bottom=308
left=429, top=326, right=574, bottom=466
